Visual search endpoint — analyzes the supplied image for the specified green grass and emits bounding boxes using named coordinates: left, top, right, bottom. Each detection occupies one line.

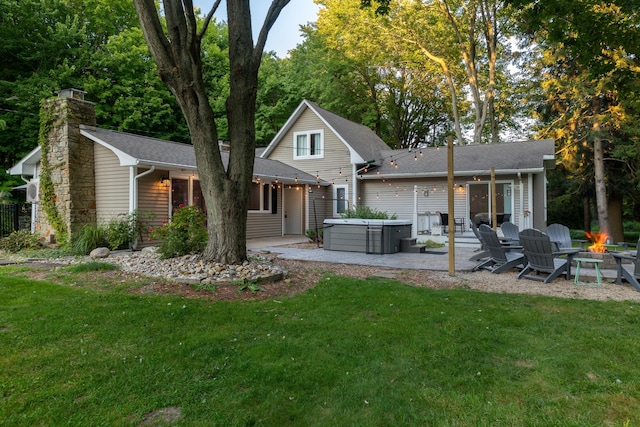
left=1, top=272, right=640, bottom=426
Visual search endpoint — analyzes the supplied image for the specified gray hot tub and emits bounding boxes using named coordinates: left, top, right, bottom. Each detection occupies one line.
left=323, top=219, right=412, bottom=254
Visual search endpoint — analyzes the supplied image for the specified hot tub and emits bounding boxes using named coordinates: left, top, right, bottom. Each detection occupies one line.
left=323, top=219, right=412, bottom=254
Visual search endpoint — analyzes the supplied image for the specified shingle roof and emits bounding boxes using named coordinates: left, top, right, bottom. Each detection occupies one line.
left=261, top=100, right=389, bottom=164
left=360, top=139, right=556, bottom=178
left=79, top=126, right=325, bottom=185
left=304, top=101, right=389, bottom=164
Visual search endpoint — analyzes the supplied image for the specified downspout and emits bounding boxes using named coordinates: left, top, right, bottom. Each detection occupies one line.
left=527, top=173, right=533, bottom=229
left=130, top=165, right=155, bottom=213
left=352, top=163, right=357, bottom=209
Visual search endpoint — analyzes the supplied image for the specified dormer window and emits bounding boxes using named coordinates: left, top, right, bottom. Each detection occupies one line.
left=293, top=130, right=324, bottom=159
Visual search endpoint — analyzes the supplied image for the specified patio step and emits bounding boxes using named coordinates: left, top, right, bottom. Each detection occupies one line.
left=426, top=234, right=482, bottom=249
left=400, top=237, right=426, bottom=253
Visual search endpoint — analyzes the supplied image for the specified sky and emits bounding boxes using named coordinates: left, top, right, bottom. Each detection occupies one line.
left=194, top=1, right=321, bottom=57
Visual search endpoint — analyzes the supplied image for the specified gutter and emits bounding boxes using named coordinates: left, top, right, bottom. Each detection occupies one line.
left=358, top=168, right=545, bottom=180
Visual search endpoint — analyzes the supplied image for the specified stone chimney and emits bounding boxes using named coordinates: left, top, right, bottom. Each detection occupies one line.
left=36, top=89, right=97, bottom=244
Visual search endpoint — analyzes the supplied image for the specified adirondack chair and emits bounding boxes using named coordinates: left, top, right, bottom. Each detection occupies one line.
left=473, top=225, right=525, bottom=273
left=546, top=223, right=587, bottom=251
left=500, top=221, right=520, bottom=244
left=469, top=220, right=491, bottom=261
left=611, top=237, right=640, bottom=292
left=517, top=228, right=580, bottom=283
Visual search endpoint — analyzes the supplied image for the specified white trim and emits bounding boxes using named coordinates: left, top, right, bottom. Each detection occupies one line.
left=261, top=100, right=367, bottom=164
left=293, top=129, right=324, bottom=159
left=248, top=181, right=272, bottom=213
left=333, top=184, right=349, bottom=217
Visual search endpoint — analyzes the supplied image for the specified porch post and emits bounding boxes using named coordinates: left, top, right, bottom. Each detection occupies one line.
left=412, top=185, right=418, bottom=239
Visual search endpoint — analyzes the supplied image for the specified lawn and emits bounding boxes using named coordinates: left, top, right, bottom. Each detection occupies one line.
left=1, top=267, right=639, bottom=426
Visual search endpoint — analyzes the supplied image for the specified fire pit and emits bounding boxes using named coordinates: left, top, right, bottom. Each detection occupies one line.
left=573, top=231, right=629, bottom=269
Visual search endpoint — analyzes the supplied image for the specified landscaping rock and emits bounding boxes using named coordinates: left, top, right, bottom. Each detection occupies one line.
left=89, top=247, right=110, bottom=258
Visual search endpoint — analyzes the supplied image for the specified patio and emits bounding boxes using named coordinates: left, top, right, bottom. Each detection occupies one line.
left=247, top=235, right=618, bottom=280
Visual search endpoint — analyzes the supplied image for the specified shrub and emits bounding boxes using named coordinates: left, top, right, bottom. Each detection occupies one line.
left=105, top=210, right=154, bottom=250
left=0, top=230, right=42, bottom=253
left=305, top=228, right=323, bottom=243
left=341, top=206, right=397, bottom=220
left=72, top=224, right=109, bottom=255
left=150, top=205, right=207, bottom=259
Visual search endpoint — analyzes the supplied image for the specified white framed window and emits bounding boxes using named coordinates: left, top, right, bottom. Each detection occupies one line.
left=248, top=182, right=271, bottom=213
left=293, top=130, right=324, bottom=159
left=333, top=185, right=349, bottom=217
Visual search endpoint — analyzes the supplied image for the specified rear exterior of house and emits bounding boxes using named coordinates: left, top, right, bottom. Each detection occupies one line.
left=9, top=91, right=555, bottom=246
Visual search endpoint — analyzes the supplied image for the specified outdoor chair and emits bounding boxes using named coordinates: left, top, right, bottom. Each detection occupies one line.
left=439, top=213, right=465, bottom=234
left=500, top=221, right=520, bottom=244
left=469, top=220, right=491, bottom=261
left=473, top=225, right=525, bottom=274
left=546, top=223, right=587, bottom=251
left=517, top=228, right=580, bottom=283
left=496, top=213, right=511, bottom=226
left=611, top=237, right=640, bottom=292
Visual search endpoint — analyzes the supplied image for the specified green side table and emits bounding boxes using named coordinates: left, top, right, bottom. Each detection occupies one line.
left=573, top=257, right=603, bottom=287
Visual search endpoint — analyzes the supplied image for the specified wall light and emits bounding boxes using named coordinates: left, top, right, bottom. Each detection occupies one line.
left=160, top=176, right=170, bottom=187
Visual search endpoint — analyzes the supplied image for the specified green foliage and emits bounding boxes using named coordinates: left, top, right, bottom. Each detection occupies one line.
left=71, top=211, right=153, bottom=255
left=305, top=228, right=323, bottom=243
left=341, top=205, right=396, bottom=219
left=63, top=261, right=118, bottom=273
left=38, top=103, right=69, bottom=247
left=0, top=230, right=42, bottom=253
left=235, top=278, right=264, bottom=293
left=71, top=224, right=109, bottom=255
left=150, top=205, right=207, bottom=259
left=417, top=239, right=445, bottom=249
left=104, top=210, right=154, bottom=251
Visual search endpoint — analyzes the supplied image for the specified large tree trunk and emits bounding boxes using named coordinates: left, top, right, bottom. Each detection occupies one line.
left=134, top=0, right=289, bottom=264
left=607, top=192, right=624, bottom=244
left=592, top=96, right=609, bottom=239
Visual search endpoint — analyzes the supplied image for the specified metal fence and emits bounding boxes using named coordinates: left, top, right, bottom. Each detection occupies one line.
left=0, top=204, right=31, bottom=237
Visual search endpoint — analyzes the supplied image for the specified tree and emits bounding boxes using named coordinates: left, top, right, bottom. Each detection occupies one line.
left=309, top=1, right=456, bottom=148
left=511, top=0, right=640, bottom=240
left=133, top=0, right=290, bottom=264
left=361, top=0, right=517, bottom=144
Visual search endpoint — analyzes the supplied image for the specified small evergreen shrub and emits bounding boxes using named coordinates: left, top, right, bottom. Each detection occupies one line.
left=150, top=205, right=207, bottom=259
left=0, top=230, right=42, bottom=253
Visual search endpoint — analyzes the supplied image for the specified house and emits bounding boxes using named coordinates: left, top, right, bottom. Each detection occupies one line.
left=8, top=90, right=555, bottom=245
left=261, top=99, right=555, bottom=237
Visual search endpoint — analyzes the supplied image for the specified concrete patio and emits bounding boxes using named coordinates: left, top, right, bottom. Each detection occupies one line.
left=247, top=235, right=618, bottom=280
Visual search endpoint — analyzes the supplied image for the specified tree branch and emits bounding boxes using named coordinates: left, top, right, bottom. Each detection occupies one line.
left=198, top=0, right=223, bottom=40
left=254, top=0, right=291, bottom=60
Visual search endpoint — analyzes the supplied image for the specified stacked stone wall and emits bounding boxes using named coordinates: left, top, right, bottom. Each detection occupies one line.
left=35, top=94, right=97, bottom=244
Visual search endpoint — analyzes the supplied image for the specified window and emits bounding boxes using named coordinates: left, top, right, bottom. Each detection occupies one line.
left=248, top=182, right=271, bottom=212
left=171, top=178, right=189, bottom=211
left=293, top=130, right=324, bottom=159
left=171, top=177, right=206, bottom=215
left=333, top=185, right=348, bottom=217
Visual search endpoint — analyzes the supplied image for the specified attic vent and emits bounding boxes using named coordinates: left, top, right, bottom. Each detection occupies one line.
left=26, top=180, right=39, bottom=203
